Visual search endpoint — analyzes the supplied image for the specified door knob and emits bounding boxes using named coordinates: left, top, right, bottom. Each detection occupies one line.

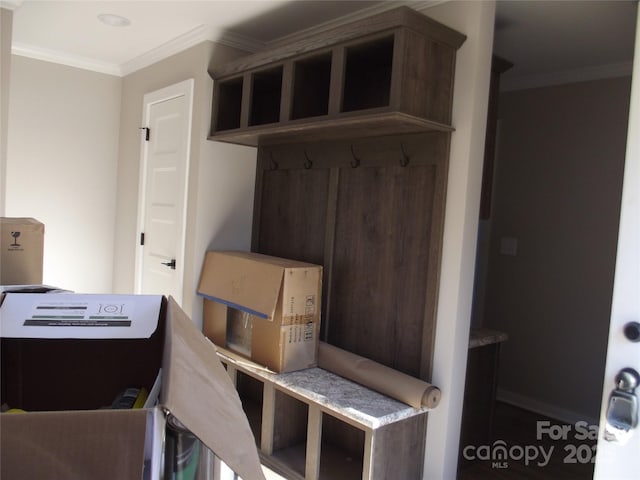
left=604, top=367, right=639, bottom=443
left=624, top=321, right=640, bottom=342
left=162, top=259, right=176, bottom=270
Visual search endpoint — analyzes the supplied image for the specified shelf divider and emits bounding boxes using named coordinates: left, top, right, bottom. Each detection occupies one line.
left=262, top=383, right=276, bottom=455
left=306, top=405, right=323, bottom=480
left=328, top=46, right=345, bottom=116
left=362, top=431, right=374, bottom=480
left=240, top=72, right=251, bottom=129
left=280, top=61, right=294, bottom=122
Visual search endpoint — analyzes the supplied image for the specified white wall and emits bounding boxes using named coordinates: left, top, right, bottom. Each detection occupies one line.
left=113, top=41, right=256, bottom=322
left=189, top=138, right=256, bottom=328
left=6, top=56, right=121, bottom=292
left=422, top=1, right=494, bottom=478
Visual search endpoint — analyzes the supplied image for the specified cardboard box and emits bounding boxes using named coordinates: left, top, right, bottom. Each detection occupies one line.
left=198, top=251, right=322, bottom=373
left=0, top=293, right=265, bottom=480
left=1, top=217, right=44, bottom=285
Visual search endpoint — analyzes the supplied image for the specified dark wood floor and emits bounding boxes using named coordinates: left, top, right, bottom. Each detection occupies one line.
left=458, top=402, right=596, bottom=480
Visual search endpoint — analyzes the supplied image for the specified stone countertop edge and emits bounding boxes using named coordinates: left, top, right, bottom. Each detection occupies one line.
left=218, top=351, right=429, bottom=430
left=468, top=328, right=508, bottom=349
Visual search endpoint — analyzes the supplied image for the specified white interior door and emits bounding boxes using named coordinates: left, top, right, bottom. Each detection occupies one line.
left=593, top=10, right=640, bottom=480
left=135, top=79, right=194, bottom=305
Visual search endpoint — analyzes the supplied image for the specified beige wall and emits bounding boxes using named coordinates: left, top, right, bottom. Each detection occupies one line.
left=1, top=7, right=13, bottom=215
left=484, top=77, right=630, bottom=423
left=113, top=41, right=256, bottom=322
left=6, top=56, right=122, bottom=293
left=5, top=38, right=257, bottom=313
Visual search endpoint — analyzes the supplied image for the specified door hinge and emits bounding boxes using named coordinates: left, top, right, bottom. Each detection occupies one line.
left=140, top=232, right=145, bottom=246
left=139, top=127, right=150, bottom=141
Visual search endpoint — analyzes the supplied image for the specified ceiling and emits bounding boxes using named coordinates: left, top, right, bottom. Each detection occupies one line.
left=7, top=0, right=393, bottom=75
left=493, top=0, right=637, bottom=90
left=4, top=0, right=638, bottom=87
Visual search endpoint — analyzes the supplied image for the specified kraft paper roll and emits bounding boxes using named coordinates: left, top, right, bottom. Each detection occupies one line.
left=318, top=342, right=441, bottom=409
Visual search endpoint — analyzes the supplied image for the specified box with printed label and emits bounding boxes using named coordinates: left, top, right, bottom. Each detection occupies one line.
left=1, top=217, right=44, bottom=285
left=0, top=292, right=265, bottom=480
left=197, top=251, right=322, bottom=373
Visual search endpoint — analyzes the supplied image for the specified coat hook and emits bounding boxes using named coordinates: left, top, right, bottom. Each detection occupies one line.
left=350, top=145, right=361, bottom=168
left=400, top=143, right=410, bottom=167
left=303, top=150, right=313, bottom=169
left=268, top=151, right=279, bottom=170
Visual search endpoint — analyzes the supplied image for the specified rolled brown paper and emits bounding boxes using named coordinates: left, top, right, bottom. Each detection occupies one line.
left=318, top=342, right=441, bottom=409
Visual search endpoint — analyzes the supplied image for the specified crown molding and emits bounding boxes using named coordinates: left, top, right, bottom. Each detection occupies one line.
left=207, top=26, right=267, bottom=53
left=8, top=1, right=445, bottom=77
left=124, top=0, right=441, bottom=73
left=120, top=24, right=265, bottom=77
left=120, top=25, right=209, bottom=76
left=266, top=1, right=441, bottom=48
left=412, top=0, right=451, bottom=13
left=12, top=43, right=122, bottom=76
left=501, top=61, right=633, bottom=92
left=0, top=0, right=23, bottom=11
left=11, top=25, right=264, bottom=77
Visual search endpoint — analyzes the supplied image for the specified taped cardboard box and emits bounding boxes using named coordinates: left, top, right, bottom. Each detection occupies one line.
left=0, top=217, right=44, bottom=285
left=197, top=251, right=322, bottom=373
left=0, top=292, right=265, bottom=480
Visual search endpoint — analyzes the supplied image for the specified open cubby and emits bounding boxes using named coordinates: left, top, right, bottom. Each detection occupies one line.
left=291, top=53, right=332, bottom=120
left=341, top=36, right=394, bottom=113
left=271, top=394, right=309, bottom=477
left=219, top=350, right=429, bottom=480
left=215, top=77, right=243, bottom=131
left=208, top=7, right=465, bottom=145
left=319, top=416, right=364, bottom=480
left=236, top=371, right=264, bottom=445
left=250, top=66, right=283, bottom=126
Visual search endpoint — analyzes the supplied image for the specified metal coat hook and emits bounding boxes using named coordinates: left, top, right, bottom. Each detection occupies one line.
left=303, top=150, right=313, bottom=169
left=400, top=143, right=410, bottom=167
left=268, top=151, right=279, bottom=170
left=350, top=145, right=361, bottom=168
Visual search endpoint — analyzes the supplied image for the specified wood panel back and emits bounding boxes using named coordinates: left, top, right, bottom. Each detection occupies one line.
left=328, top=163, right=436, bottom=377
left=253, top=133, right=449, bottom=379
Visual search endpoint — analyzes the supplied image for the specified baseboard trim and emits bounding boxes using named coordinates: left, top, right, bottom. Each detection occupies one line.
left=496, top=388, right=599, bottom=427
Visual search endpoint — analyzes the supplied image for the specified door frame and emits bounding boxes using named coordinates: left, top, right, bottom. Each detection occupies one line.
left=134, top=78, right=194, bottom=304
left=593, top=8, right=640, bottom=478
left=421, top=1, right=495, bottom=478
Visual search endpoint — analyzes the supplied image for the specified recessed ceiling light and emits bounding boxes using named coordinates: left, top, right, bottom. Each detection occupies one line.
left=97, top=13, right=131, bottom=27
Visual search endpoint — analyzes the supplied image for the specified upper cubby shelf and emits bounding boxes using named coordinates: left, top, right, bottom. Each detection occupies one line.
left=208, top=6, right=466, bottom=147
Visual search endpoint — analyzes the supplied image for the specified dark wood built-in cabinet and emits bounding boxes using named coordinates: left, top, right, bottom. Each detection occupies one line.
left=208, top=6, right=466, bottom=479
left=209, top=7, right=465, bottom=147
